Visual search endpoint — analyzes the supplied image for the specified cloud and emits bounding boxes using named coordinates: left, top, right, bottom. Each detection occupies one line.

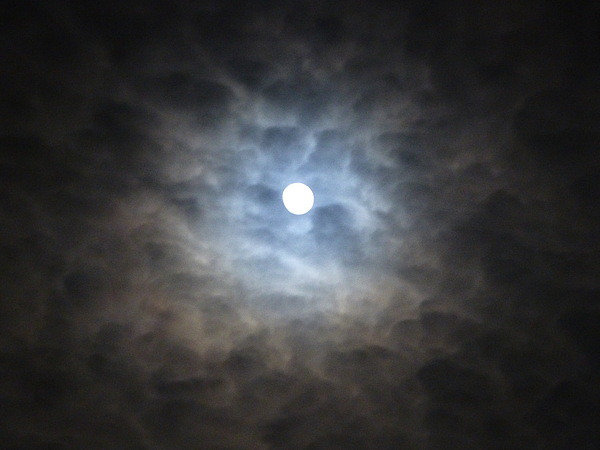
left=1, top=0, right=599, bottom=448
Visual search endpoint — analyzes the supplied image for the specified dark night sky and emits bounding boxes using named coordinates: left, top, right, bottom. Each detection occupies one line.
left=1, top=0, right=600, bottom=448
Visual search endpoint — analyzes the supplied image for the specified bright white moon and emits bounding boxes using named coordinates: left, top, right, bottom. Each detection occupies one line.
left=282, top=183, right=314, bottom=215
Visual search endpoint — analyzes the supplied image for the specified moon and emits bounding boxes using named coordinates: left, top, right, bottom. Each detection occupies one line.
left=282, top=183, right=314, bottom=215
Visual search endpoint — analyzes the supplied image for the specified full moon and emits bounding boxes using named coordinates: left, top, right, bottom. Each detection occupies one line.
left=282, top=183, right=314, bottom=215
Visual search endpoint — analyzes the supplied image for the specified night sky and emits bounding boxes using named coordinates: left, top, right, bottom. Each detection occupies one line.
left=1, top=0, right=600, bottom=448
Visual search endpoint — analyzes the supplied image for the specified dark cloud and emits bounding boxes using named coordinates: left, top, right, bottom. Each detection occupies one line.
left=261, top=126, right=306, bottom=166
left=1, top=0, right=600, bottom=448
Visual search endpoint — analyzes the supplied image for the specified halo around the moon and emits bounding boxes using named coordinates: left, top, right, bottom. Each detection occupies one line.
left=282, top=183, right=314, bottom=215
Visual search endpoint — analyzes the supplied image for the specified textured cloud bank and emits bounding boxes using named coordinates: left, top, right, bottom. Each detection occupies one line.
left=1, top=0, right=599, bottom=448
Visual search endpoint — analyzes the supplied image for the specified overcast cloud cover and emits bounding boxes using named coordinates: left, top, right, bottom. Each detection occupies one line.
left=1, top=0, right=600, bottom=448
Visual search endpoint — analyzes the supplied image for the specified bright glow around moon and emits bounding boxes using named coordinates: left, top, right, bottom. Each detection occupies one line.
left=282, top=183, right=314, bottom=215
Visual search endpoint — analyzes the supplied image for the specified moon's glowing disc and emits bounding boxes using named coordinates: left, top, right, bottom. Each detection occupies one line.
left=282, top=183, right=314, bottom=215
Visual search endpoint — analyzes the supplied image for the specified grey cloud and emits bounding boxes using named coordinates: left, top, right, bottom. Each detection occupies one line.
left=306, top=129, right=348, bottom=170
left=310, top=204, right=363, bottom=264
left=262, top=76, right=335, bottom=126
left=1, top=0, right=600, bottom=449
left=261, top=126, right=306, bottom=166
left=226, top=57, right=276, bottom=90
left=62, top=267, right=111, bottom=308
left=141, top=74, right=235, bottom=116
left=371, top=132, right=423, bottom=169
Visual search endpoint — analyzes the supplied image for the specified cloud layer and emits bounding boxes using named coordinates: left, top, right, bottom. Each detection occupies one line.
left=1, top=0, right=599, bottom=448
